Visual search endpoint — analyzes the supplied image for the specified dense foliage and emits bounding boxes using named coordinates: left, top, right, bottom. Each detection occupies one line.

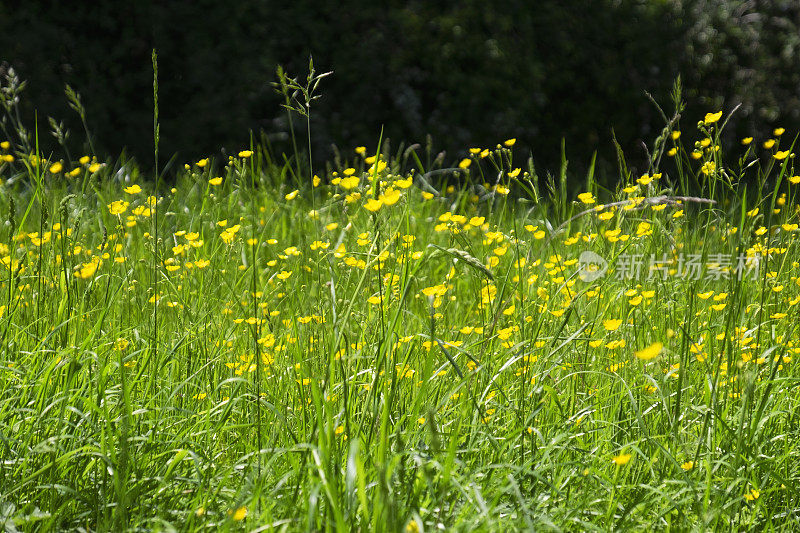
left=1, top=1, right=799, bottom=175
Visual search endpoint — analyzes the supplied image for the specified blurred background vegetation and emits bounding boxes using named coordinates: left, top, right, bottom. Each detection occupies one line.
left=1, top=0, right=799, bottom=178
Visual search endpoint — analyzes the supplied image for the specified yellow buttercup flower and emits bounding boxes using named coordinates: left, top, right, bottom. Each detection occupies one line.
left=230, top=506, right=247, bottom=521
left=108, top=200, right=129, bottom=215
left=703, top=111, right=723, bottom=125
left=364, top=198, right=383, bottom=212
left=612, top=453, right=632, bottom=466
left=744, top=489, right=760, bottom=501
left=635, top=342, right=662, bottom=361
left=380, top=188, right=401, bottom=206
left=340, top=175, right=360, bottom=190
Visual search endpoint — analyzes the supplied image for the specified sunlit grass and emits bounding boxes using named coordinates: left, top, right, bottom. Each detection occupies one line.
left=1, top=77, right=800, bottom=530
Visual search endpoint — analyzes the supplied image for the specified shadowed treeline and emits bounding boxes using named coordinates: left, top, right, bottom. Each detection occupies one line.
left=1, top=1, right=799, bottom=178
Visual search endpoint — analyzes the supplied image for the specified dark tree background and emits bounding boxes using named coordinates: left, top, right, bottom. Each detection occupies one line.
left=1, top=0, right=799, bottom=177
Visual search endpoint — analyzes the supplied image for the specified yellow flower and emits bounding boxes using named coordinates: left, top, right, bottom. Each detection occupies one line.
left=744, top=489, right=760, bottom=501
left=340, top=175, right=360, bottom=190
left=380, top=188, right=401, bottom=206
left=364, top=198, right=383, bottom=212
left=789, top=176, right=800, bottom=185
left=49, top=162, right=63, bottom=174
left=285, top=190, right=299, bottom=200
left=355, top=146, right=367, bottom=156
left=681, top=461, right=694, bottom=471
left=774, top=150, right=790, bottom=160
left=612, top=453, right=632, bottom=466
left=603, top=319, right=622, bottom=331
left=209, top=176, right=223, bottom=186
left=774, top=127, right=785, bottom=136
left=741, top=137, right=753, bottom=145
left=230, top=506, right=247, bottom=521
left=577, top=192, right=596, bottom=204
left=220, top=224, right=241, bottom=244
left=635, top=342, right=663, bottom=361
left=124, top=184, right=142, bottom=194
left=108, top=200, right=129, bottom=215
left=422, top=284, right=447, bottom=298
left=763, top=139, right=776, bottom=149
left=74, top=258, right=100, bottom=280
left=703, top=111, right=723, bottom=125
left=458, top=158, right=472, bottom=169
left=395, top=176, right=413, bottom=189
left=196, top=157, right=208, bottom=167
left=701, top=161, right=716, bottom=175
left=238, top=150, right=253, bottom=158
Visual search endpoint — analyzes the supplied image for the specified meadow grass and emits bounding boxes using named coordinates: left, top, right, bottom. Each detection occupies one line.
left=2, top=78, right=800, bottom=531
